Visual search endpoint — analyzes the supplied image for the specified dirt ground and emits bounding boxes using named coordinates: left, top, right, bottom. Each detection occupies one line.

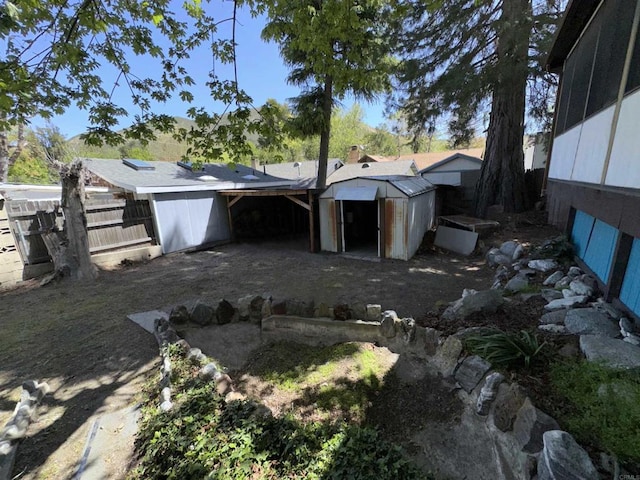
left=0, top=215, right=559, bottom=479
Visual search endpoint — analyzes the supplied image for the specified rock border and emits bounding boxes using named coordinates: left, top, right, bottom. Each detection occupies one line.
left=0, top=380, right=50, bottom=480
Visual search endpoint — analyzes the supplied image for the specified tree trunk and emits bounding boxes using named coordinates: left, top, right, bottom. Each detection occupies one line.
left=0, top=121, right=27, bottom=183
left=316, top=75, right=333, bottom=190
left=474, top=0, right=532, bottom=218
left=42, top=161, right=98, bottom=282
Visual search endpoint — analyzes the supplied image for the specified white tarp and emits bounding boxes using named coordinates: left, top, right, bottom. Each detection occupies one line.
left=335, top=186, right=378, bottom=201
left=434, top=225, right=478, bottom=256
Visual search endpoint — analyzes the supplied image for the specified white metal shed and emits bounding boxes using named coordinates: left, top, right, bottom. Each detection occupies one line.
left=319, top=176, right=436, bottom=261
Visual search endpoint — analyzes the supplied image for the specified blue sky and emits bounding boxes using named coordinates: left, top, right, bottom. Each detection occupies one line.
left=40, top=4, right=388, bottom=139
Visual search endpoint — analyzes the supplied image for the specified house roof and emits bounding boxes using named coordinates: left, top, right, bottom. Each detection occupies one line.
left=326, top=159, right=418, bottom=184
left=329, top=175, right=435, bottom=197
left=357, top=148, right=485, bottom=171
left=83, top=158, right=295, bottom=194
left=0, top=183, right=111, bottom=201
left=418, top=153, right=483, bottom=173
left=546, top=0, right=601, bottom=72
left=262, top=159, right=343, bottom=180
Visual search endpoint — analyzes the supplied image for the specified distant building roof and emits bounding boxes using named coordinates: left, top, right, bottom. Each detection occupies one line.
left=0, top=183, right=110, bottom=201
left=83, top=158, right=294, bottom=194
left=357, top=148, right=484, bottom=171
left=418, top=153, right=483, bottom=173
left=326, top=159, right=418, bottom=184
left=262, top=159, right=343, bottom=181
left=328, top=175, right=435, bottom=197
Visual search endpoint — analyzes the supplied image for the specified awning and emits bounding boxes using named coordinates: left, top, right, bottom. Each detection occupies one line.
left=335, top=186, right=378, bottom=201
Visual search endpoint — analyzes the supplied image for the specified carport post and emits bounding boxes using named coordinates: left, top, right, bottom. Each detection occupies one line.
left=309, top=191, right=315, bottom=253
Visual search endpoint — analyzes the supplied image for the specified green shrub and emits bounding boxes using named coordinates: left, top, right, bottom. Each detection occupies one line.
left=550, top=360, right=640, bottom=463
left=530, top=235, right=574, bottom=263
left=464, top=329, right=547, bottom=369
left=129, top=347, right=428, bottom=480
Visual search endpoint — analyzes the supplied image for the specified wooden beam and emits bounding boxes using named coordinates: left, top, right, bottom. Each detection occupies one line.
left=308, top=191, right=315, bottom=253
left=228, top=195, right=244, bottom=208
left=284, top=195, right=310, bottom=211
left=218, top=189, right=310, bottom=197
left=226, top=196, right=234, bottom=240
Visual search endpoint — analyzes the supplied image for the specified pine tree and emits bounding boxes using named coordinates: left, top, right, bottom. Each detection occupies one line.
left=262, top=0, right=396, bottom=189
left=393, top=0, right=563, bottom=216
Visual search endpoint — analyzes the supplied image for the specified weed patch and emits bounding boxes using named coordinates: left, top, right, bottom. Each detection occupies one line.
left=550, top=360, right=640, bottom=464
left=129, top=346, right=427, bottom=480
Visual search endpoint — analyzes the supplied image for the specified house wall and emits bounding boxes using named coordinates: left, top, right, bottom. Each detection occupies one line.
left=546, top=0, right=640, bottom=318
left=152, top=191, right=230, bottom=254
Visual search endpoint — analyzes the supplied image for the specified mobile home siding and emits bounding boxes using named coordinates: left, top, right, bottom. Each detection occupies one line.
left=620, top=237, right=640, bottom=317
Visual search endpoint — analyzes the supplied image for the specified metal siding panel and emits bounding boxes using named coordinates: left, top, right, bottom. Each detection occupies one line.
left=549, top=126, right=581, bottom=181
left=571, top=210, right=595, bottom=258
left=571, top=105, right=614, bottom=184
left=319, top=199, right=338, bottom=252
left=390, top=199, right=406, bottom=260
left=185, top=192, right=230, bottom=247
left=335, top=186, right=378, bottom=201
left=606, top=89, right=640, bottom=188
left=154, top=193, right=193, bottom=253
left=620, top=237, right=640, bottom=315
left=583, top=219, right=619, bottom=283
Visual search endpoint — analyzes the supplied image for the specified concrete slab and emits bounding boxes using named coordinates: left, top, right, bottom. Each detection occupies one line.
left=76, top=405, right=140, bottom=480
left=127, top=310, right=169, bottom=334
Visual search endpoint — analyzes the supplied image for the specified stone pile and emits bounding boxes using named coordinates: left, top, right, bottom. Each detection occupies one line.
left=151, top=316, right=242, bottom=414
left=0, top=380, right=50, bottom=480
left=169, top=296, right=385, bottom=328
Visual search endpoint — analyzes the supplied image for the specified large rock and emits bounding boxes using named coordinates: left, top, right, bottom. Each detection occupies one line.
left=475, top=372, right=504, bottom=415
left=505, top=274, right=529, bottom=293
left=569, top=279, right=594, bottom=297
left=400, top=317, right=416, bottom=344
left=554, top=276, right=572, bottom=289
left=420, top=327, right=440, bottom=355
left=543, top=271, right=564, bottom=286
left=287, top=299, right=315, bottom=317
left=544, top=296, right=588, bottom=310
left=216, top=299, right=235, bottom=324
left=564, top=308, right=619, bottom=337
left=350, top=302, right=367, bottom=320
left=454, top=355, right=492, bottom=393
left=580, top=335, right=640, bottom=369
left=567, top=266, right=583, bottom=278
left=540, top=310, right=568, bottom=325
left=444, top=290, right=505, bottom=320
left=486, top=248, right=513, bottom=267
left=528, top=259, right=559, bottom=272
left=380, top=310, right=398, bottom=338
left=365, top=304, right=382, bottom=321
left=492, top=383, right=527, bottom=432
left=514, top=398, right=560, bottom=453
left=541, top=289, right=563, bottom=302
left=169, top=305, right=190, bottom=324
left=537, top=430, right=598, bottom=480
left=432, top=336, right=463, bottom=377
left=499, top=241, right=519, bottom=259
left=190, top=302, right=215, bottom=326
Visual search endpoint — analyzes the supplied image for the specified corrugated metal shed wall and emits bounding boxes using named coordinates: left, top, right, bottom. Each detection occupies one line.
left=153, top=191, right=230, bottom=254
left=319, top=198, right=338, bottom=252
left=406, top=190, right=436, bottom=259
left=384, top=198, right=407, bottom=260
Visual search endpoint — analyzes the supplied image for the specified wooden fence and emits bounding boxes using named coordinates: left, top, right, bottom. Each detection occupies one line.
left=5, top=193, right=157, bottom=265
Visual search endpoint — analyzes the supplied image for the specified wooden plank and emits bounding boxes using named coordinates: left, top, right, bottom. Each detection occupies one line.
left=583, top=219, right=619, bottom=283
left=571, top=210, right=595, bottom=258
left=89, top=237, right=152, bottom=254
left=284, top=195, right=311, bottom=211
left=228, top=195, right=244, bottom=208
left=308, top=191, right=314, bottom=253
left=218, top=189, right=310, bottom=196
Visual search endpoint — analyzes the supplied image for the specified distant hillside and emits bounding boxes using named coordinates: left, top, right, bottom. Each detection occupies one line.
left=67, top=114, right=262, bottom=162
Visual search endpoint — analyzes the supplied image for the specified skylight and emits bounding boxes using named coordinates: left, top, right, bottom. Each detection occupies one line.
left=123, top=158, right=155, bottom=171
left=242, top=174, right=260, bottom=180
